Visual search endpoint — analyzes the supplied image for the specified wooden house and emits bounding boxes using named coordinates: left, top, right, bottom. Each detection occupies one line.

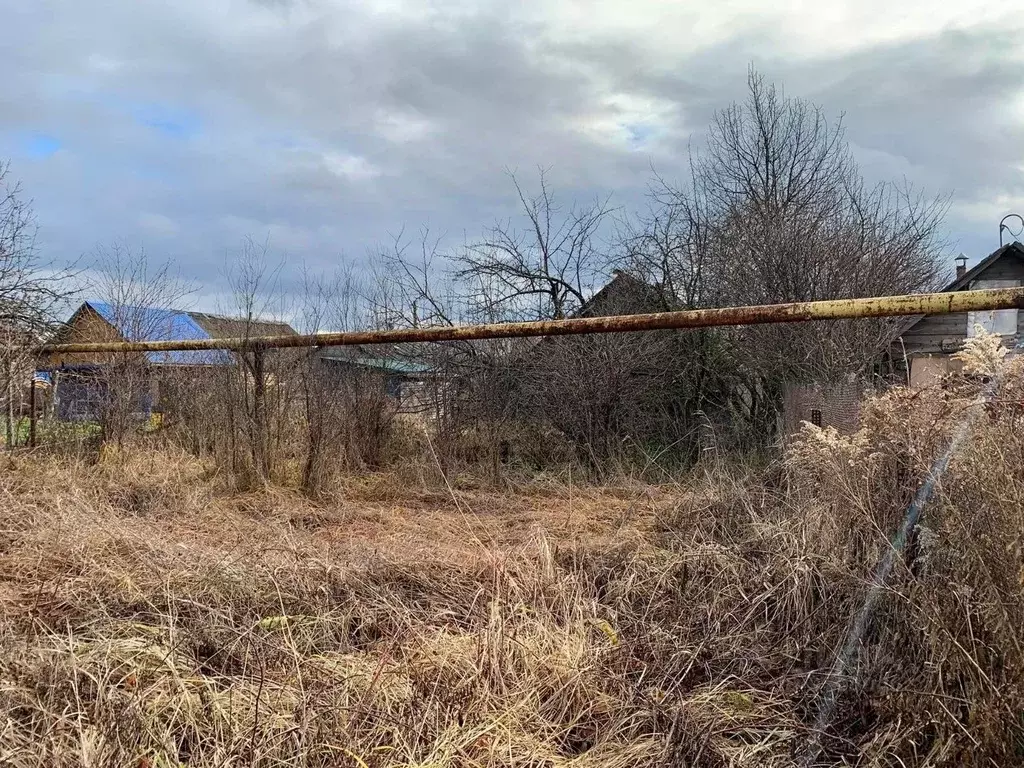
left=41, top=301, right=296, bottom=420
left=890, top=242, right=1024, bottom=387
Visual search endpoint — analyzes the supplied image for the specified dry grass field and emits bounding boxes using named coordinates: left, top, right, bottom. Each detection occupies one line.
left=1, top=337, right=1023, bottom=767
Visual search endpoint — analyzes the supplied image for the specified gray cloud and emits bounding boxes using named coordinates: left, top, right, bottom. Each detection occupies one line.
left=1, top=1, right=1022, bottom=309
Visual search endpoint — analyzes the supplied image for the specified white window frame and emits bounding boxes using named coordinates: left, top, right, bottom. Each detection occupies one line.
left=967, top=279, right=1019, bottom=337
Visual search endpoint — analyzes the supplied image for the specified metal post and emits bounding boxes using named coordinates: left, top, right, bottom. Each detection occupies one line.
left=29, top=377, right=37, bottom=449
left=252, top=347, right=268, bottom=479
left=5, top=360, right=13, bottom=450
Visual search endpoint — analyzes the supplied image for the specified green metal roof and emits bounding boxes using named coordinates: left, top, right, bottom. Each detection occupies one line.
left=318, top=348, right=432, bottom=374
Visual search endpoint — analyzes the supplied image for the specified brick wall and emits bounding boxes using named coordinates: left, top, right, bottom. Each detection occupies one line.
left=782, top=380, right=864, bottom=437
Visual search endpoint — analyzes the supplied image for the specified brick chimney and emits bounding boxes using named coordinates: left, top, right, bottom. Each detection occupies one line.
left=955, top=253, right=968, bottom=280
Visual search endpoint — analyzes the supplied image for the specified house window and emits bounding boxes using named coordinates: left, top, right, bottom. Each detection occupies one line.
left=810, top=409, right=822, bottom=427
left=967, top=279, right=1019, bottom=337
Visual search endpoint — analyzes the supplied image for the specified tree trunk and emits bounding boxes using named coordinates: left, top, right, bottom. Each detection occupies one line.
left=252, top=348, right=269, bottom=480
left=5, top=360, right=14, bottom=450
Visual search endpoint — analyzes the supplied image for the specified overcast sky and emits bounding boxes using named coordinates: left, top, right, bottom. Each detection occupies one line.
left=3, top=0, right=1023, bottom=310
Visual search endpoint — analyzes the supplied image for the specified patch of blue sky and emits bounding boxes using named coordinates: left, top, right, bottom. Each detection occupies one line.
left=20, top=133, right=62, bottom=158
left=624, top=123, right=655, bottom=150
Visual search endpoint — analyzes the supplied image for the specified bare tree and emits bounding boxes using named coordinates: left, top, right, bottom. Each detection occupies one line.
left=699, top=69, right=851, bottom=223
left=702, top=70, right=945, bottom=377
left=0, top=161, right=77, bottom=332
left=0, top=161, right=79, bottom=448
left=451, top=171, right=691, bottom=474
left=369, top=227, right=461, bottom=330
left=295, top=263, right=402, bottom=495
left=88, top=242, right=196, bottom=448
left=623, top=69, right=948, bottom=446
left=217, top=237, right=295, bottom=485
left=457, top=168, right=613, bottom=321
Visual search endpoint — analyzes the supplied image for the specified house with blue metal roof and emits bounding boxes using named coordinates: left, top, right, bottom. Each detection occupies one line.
left=81, top=301, right=234, bottom=366
left=41, top=301, right=297, bottom=421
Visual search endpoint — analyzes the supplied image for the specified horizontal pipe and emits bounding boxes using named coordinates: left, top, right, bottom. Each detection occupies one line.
left=38, top=287, right=1024, bottom=355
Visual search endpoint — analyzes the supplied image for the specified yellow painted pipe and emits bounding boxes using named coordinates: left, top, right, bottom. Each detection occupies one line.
left=38, top=287, right=1024, bottom=355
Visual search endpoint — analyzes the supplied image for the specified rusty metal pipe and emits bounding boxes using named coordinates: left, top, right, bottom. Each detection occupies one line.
left=38, top=287, right=1024, bottom=355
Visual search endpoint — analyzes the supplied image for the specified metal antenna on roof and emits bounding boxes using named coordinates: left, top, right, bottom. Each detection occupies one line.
left=999, top=213, right=1024, bottom=247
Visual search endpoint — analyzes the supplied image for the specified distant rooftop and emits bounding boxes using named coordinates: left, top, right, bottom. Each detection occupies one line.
left=65, top=301, right=297, bottom=365
left=318, top=346, right=432, bottom=375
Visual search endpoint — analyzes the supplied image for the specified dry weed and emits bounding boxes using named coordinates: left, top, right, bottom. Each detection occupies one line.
left=1, top=355, right=1023, bottom=766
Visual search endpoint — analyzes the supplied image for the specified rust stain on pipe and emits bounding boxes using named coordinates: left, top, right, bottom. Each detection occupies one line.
left=38, top=287, right=1024, bottom=355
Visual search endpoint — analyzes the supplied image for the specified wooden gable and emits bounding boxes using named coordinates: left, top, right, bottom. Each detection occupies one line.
left=898, top=243, right=1024, bottom=356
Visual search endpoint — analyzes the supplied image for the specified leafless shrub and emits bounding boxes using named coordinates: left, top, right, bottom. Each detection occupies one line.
left=196, top=238, right=300, bottom=488
left=294, top=265, right=408, bottom=496
left=87, top=242, right=196, bottom=449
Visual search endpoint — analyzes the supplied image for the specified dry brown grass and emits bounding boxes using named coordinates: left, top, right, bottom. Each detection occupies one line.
left=1, top=350, right=1023, bottom=766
